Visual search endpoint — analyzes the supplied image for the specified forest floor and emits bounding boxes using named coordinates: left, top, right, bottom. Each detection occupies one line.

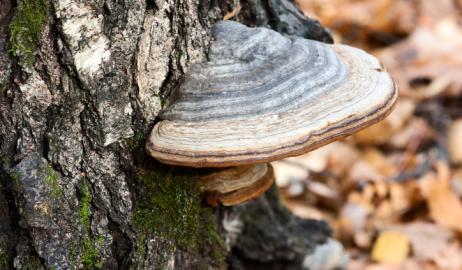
left=273, top=0, right=462, bottom=269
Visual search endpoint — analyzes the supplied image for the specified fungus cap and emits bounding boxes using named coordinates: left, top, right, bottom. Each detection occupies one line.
left=146, top=21, right=398, bottom=168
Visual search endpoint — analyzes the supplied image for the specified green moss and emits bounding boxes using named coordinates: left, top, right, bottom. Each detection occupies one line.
left=9, top=0, right=48, bottom=66
left=10, top=172, right=22, bottom=190
left=0, top=249, right=8, bottom=268
left=10, top=172, right=20, bottom=181
left=79, top=183, right=91, bottom=230
left=41, top=164, right=62, bottom=198
left=133, top=165, right=226, bottom=267
left=1, top=155, right=12, bottom=166
left=69, top=244, right=77, bottom=269
left=0, top=80, right=10, bottom=96
left=133, top=166, right=201, bottom=248
left=126, top=132, right=146, bottom=152
left=82, top=237, right=100, bottom=269
left=79, top=183, right=102, bottom=269
left=21, top=256, right=42, bottom=270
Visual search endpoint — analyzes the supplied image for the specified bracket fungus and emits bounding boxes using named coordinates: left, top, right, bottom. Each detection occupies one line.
left=146, top=20, right=397, bottom=205
left=197, top=164, right=274, bottom=206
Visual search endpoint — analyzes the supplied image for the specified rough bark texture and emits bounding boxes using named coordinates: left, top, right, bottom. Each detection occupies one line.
left=0, top=0, right=332, bottom=269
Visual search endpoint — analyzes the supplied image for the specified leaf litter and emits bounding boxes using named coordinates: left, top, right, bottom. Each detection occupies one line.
left=273, top=0, right=462, bottom=268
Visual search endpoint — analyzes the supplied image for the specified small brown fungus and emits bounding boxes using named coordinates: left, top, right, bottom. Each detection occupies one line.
left=146, top=21, right=398, bottom=206
left=197, top=164, right=274, bottom=206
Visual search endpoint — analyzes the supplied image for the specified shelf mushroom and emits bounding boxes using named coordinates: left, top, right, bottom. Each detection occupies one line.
left=146, top=20, right=397, bottom=206
left=196, top=164, right=274, bottom=206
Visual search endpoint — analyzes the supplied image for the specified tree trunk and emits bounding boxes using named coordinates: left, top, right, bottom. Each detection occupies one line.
left=0, top=0, right=332, bottom=269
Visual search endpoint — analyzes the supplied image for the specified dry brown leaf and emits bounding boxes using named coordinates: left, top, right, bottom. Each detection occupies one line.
left=339, top=202, right=370, bottom=233
left=377, top=0, right=462, bottom=99
left=374, top=181, right=388, bottom=199
left=354, top=99, right=416, bottom=145
left=389, top=183, right=411, bottom=214
left=376, top=201, right=394, bottom=220
left=306, top=180, right=338, bottom=200
left=297, top=0, right=418, bottom=46
left=355, top=230, right=373, bottom=249
left=291, top=1, right=462, bottom=268
left=451, top=168, right=462, bottom=196
left=285, top=180, right=305, bottom=197
left=371, top=231, right=410, bottom=264
left=272, top=160, right=308, bottom=187
left=389, top=222, right=454, bottom=263
left=326, top=142, right=359, bottom=176
left=364, top=260, right=428, bottom=270
left=285, top=142, right=343, bottom=173
left=362, top=148, right=397, bottom=177
left=223, top=4, right=241, bottom=20
left=431, top=242, right=462, bottom=270
left=448, top=119, right=462, bottom=165
left=390, top=118, right=429, bottom=149
left=427, top=162, right=462, bottom=232
left=283, top=201, right=326, bottom=220
left=416, top=171, right=437, bottom=199
left=349, top=160, right=384, bottom=182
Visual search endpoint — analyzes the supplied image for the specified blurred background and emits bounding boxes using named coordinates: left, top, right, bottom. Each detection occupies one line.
left=272, top=0, right=462, bottom=269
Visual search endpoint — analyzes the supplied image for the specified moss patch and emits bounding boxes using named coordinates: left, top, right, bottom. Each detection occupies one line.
left=10, top=171, right=21, bottom=190
left=22, top=256, right=42, bottom=270
left=9, top=0, right=48, bottom=66
left=0, top=249, right=8, bottom=268
left=126, top=132, right=146, bottom=152
left=0, top=80, right=10, bottom=96
left=133, top=165, right=226, bottom=266
left=79, top=183, right=102, bottom=269
left=41, top=164, right=62, bottom=199
left=133, top=166, right=202, bottom=248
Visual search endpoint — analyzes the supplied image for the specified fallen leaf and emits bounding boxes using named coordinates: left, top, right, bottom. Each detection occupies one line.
left=377, top=0, right=462, bottom=99
left=355, top=230, right=373, bottom=249
left=376, top=201, right=394, bottom=220
left=326, top=142, right=359, bottom=176
left=223, top=4, right=241, bottom=20
left=364, top=260, right=426, bottom=270
left=427, top=162, right=462, bottom=232
left=366, top=148, right=398, bottom=178
left=390, top=118, right=429, bottom=149
left=448, top=119, right=462, bottom=165
left=285, top=142, right=343, bottom=172
left=431, top=242, right=462, bottom=270
left=272, top=160, right=308, bottom=187
left=371, top=231, right=410, bottom=264
left=354, top=99, right=415, bottom=145
left=339, top=202, right=370, bottom=233
left=451, top=168, right=462, bottom=196
left=297, top=0, right=418, bottom=47
left=389, top=222, right=454, bottom=262
left=349, top=160, right=384, bottom=182
left=389, top=183, right=411, bottom=214
left=283, top=200, right=326, bottom=220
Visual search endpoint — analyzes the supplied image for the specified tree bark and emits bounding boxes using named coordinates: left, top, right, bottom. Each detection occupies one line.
left=0, top=0, right=332, bottom=269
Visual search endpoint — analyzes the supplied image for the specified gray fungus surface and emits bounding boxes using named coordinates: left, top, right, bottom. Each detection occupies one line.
left=147, top=20, right=398, bottom=168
